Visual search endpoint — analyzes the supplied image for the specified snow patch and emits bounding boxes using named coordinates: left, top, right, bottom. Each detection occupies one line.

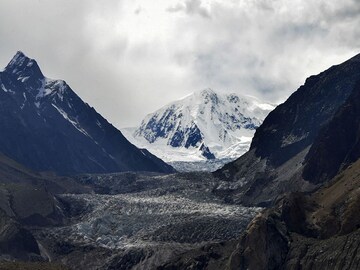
left=35, top=78, right=68, bottom=101
left=20, top=93, right=27, bottom=110
left=52, top=104, right=91, bottom=138
left=1, top=83, right=14, bottom=94
left=18, top=76, right=30, bottom=83
left=96, top=120, right=102, bottom=128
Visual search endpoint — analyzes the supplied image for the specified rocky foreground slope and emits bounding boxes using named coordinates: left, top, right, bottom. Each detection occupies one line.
left=0, top=152, right=90, bottom=263
left=160, top=160, right=360, bottom=269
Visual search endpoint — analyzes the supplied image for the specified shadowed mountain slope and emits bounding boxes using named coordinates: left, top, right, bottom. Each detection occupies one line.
left=215, top=53, right=360, bottom=206
left=0, top=51, right=174, bottom=175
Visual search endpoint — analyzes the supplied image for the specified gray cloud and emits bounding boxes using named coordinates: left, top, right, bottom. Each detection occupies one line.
left=0, top=0, right=359, bottom=128
left=167, top=0, right=210, bottom=18
left=134, top=6, right=142, bottom=15
left=172, top=0, right=360, bottom=102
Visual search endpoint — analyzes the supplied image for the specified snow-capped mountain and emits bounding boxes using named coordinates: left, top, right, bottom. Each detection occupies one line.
left=122, top=89, right=275, bottom=169
left=0, top=51, right=174, bottom=174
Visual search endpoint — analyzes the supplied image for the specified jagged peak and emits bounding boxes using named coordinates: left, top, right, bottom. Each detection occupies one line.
left=190, top=88, right=220, bottom=105
left=8, top=51, right=26, bottom=64
left=4, top=50, right=44, bottom=79
left=6, top=51, right=31, bottom=70
left=195, top=88, right=217, bottom=97
left=192, top=89, right=263, bottom=104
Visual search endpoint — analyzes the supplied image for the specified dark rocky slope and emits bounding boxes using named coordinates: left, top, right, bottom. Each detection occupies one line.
left=160, top=157, right=360, bottom=270
left=227, top=158, right=360, bottom=270
left=303, top=80, right=360, bottom=184
left=0, top=152, right=89, bottom=262
left=0, top=152, right=88, bottom=194
left=0, top=208, right=40, bottom=261
left=0, top=51, right=174, bottom=175
left=0, top=261, right=68, bottom=270
left=215, top=53, right=360, bottom=206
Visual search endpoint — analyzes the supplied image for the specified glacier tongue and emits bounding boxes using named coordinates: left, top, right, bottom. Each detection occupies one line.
left=122, top=89, right=275, bottom=170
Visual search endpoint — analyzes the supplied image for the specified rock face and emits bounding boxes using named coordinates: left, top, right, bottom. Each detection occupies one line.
left=215, top=53, right=360, bottom=206
left=123, top=89, right=274, bottom=164
left=227, top=159, right=360, bottom=270
left=160, top=159, right=360, bottom=270
left=250, top=55, right=360, bottom=166
left=0, top=51, right=174, bottom=175
left=303, top=80, right=360, bottom=184
left=0, top=153, right=78, bottom=261
left=0, top=209, right=40, bottom=261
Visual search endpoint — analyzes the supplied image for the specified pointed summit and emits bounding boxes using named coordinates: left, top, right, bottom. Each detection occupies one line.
left=7, top=51, right=26, bottom=66
left=196, top=88, right=216, bottom=97
left=4, top=51, right=44, bottom=80
left=6, top=51, right=31, bottom=70
left=193, top=88, right=219, bottom=105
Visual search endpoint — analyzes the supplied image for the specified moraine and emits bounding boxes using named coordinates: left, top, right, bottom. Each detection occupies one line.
left=35, top=172, right=261, bottom=269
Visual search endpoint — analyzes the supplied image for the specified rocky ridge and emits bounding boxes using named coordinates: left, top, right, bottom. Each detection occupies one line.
left=215, top=52, right=360, bottom=206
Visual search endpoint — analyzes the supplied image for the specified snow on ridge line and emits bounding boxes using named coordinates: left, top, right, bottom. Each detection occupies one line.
left=52, top=103, right=91, bottom=138
left=35, top=78, right=68, bottom=100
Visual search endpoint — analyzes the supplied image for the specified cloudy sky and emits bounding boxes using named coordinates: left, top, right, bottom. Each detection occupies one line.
left=1, top=0, right=360, bottom=127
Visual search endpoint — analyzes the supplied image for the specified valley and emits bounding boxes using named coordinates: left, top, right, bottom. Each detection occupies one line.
left=33, top=172, right=260, bottom=269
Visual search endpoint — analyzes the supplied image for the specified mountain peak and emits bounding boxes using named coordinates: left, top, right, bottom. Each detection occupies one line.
left=0, top=52, right=174, bottom=174
left=4, top=51, right=44, bottom=80
left=193, top=88, right=220, bottom=105
left=6, top=51, right=32, bottom=70
left=196, top=88, right=216, bottom=97
left=129, top=89, right=274, bottom=166
left=10, top=50, right=26, bottom=62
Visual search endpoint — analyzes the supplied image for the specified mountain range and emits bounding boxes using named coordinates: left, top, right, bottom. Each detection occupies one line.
left=0, top=51, right=174, bottom=175
left=122, top=89, right=274, bottom=170
left=0, top=51, right=359, bottom=269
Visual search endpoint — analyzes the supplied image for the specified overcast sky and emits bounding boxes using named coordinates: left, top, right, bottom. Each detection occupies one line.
left=1, top=0, right=360, bottom=127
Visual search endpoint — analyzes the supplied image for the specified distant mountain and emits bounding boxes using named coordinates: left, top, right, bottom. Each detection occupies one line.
left=122, top=89, right=274, bottom=169
left=215, top=52, right=360, bottom=206
left=0, top=51, right=174, bottom=175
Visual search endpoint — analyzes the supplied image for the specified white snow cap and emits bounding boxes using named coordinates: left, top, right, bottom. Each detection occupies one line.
left=123, top=88, right=275, bottom=163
